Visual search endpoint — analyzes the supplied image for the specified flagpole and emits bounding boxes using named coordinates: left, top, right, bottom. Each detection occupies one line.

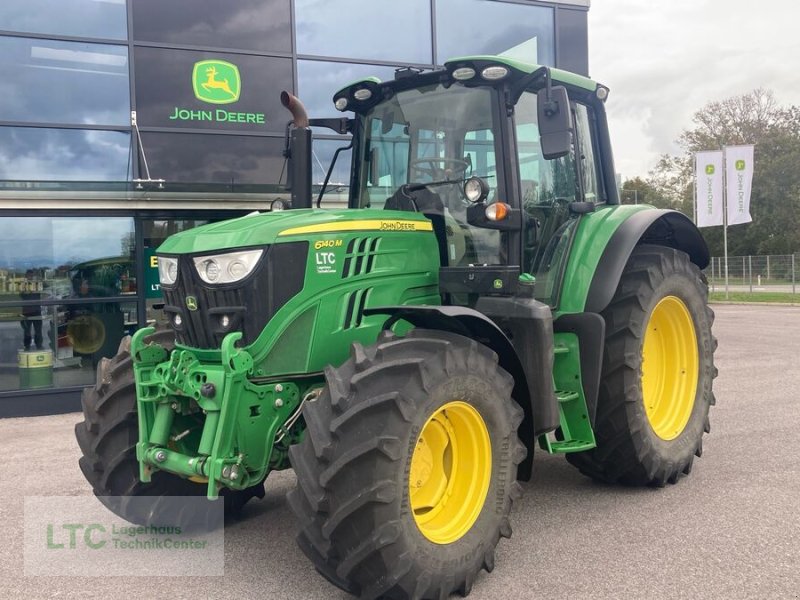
left=692, top=155, right=698, bottom=226
left=722, top=148, right=730, bottom=299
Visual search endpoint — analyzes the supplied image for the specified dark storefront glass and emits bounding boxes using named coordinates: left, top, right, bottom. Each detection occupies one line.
left=0, top=217, right=136, bottom=393
left=295, top=0, right=432, bottom=64
left=297, top=60, right=399, bottom=120
left=132, top=0, right=291, bottom=53
left=139, top=132, right=285, bottom=184
left=0, top=37, right=130, bottom=126
left=0, top=0, right=128, bottom=40
left=435, top=0, right=555, bottom=66
left=0, top=127, right=131, bottom=181
left=133, top=47, right=293, bottom=133
left=556, top=8, right=589, bottom=76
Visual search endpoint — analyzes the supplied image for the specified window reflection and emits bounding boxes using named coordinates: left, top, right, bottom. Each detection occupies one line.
left=298, top=60, right=398, bottom=120
left=296, top=0, right=431, bottom=63
left=139, top=132, right=285, bottom=184
left=132, top=0, right=291, bottom=53
left=0, top=0, right=128, bottom=40
left=312, top=139, right=352, bottom=207
left=435, top=0, right=555, bottom=66
left=0, top=217, right=135, bottom=301
left=0, top=37, right=129, bottom=126
left=0, top=127, right=131, bottom=181
left=0, top=302, right=137, bottom=392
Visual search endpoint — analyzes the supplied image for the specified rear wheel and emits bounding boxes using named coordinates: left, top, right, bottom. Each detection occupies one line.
left=74, top=330, right=265, bottom=527
left=566, top=245, right=717, bottom=485
left=288, top=329, right=526, bottom=599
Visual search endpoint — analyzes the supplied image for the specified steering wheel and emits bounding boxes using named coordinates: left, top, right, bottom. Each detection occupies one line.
left=409, top=158, right=470, bottom=182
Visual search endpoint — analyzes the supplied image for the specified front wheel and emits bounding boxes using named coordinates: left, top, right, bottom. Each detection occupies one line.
left=567, top=245, right=717, bottom=486
left=288, top=329, right=526, bottom=599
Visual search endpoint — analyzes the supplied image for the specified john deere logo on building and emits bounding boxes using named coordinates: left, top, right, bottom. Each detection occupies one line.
left=185, top=296, right=198, bottom=311
left=735, top=159, right=746, bottom=171
left=168, top=59, right=265, bottom=125
left=705, top=164, right=715, bottom=175
left=193, top=60, right=240, bottom=104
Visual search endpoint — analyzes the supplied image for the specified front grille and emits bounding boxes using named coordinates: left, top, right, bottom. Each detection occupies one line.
left=162, top=242, right=308, bottom=349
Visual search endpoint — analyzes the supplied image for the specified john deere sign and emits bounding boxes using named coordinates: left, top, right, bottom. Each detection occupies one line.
left=193, top=60, right=240, bottom=104
left=169, top=59, right=266, bottom=125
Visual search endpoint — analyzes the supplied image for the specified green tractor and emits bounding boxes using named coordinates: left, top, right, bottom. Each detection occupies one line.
left=75, top=56, right=716, bottom=598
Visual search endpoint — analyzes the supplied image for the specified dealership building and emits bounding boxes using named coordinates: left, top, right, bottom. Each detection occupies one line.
left=0, top=0, right=590, bottom=416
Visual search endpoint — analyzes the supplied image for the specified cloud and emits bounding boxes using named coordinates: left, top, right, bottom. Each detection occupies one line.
left=589, top=0, right=800, bottom=178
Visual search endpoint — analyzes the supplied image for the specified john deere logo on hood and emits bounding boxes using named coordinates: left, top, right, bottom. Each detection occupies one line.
left=735, top=159, right=746, bottom=171
left=192, top=60, right=241, bottom=105
left=705, top=164, right=715, bottom=175
left=185, top=296, right=198, bottom=311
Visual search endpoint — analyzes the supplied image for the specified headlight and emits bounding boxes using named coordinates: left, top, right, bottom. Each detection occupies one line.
left=193, top=249, right=263, bottom=284
left=463, top=176, right=489, bottom=203
left=157, top=256, right=178, bottom=285
left=481, top=65, right=509, bottom=80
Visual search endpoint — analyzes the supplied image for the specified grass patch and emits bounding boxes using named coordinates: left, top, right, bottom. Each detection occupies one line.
left=709, top=291, right=799, bottom=304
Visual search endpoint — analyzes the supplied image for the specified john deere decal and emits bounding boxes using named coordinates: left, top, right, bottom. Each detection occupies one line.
left=169, top=59, right=265, bottom=125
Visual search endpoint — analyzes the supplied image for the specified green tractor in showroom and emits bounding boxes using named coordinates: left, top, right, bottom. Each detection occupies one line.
left=76, top=55, right=716, bottom=599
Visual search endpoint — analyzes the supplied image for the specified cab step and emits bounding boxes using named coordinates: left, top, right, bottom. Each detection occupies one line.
left=538, top=333, right=597, bottom=454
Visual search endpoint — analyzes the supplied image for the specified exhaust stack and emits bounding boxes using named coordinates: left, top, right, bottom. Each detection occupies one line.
left=281, top=90, right=312, bottom=209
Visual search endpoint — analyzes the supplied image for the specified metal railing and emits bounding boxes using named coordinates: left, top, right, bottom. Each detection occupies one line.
left=704, top=254, right=798, bottom=297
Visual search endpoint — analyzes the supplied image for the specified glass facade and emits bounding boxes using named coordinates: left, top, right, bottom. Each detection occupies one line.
left=0, top=217, right=135, bottom=393
left=0, top=127, right=131, bottom=181
left=295, top=0, right=432, bottom=63
left=0, top=0, right=128, bottom=40
left=435, top=0, right=555, bottom=65
left=0, top=36, right=130, bottom=125
left=0, top=0, right=589, bottom=414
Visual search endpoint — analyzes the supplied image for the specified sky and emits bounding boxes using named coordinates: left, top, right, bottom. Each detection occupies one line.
left=588, top=0, right=800, bottom=180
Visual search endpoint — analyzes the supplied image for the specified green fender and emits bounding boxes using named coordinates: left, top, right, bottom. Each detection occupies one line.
left=557, top=205, right=709, bottom=316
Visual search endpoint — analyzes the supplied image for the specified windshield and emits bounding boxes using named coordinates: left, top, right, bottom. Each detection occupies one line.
left=357, top=83, right=504, bottom=265
left=358, top=83, right=501, bottom=207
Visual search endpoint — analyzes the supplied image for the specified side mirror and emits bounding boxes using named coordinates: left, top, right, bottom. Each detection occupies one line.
left=369, top=147, right=380, bottom=186
left=537, top=85, right=573, bottom=160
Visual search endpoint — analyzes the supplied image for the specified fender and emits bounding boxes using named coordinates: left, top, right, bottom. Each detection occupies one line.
left=364, top=303, right=557, bottom=481
left=585, top=209, right=709, bottom=313
left=557, top=205, right=709, bottom=315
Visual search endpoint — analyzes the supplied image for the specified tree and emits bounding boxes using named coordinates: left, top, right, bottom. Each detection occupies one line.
left=642, top=89, right=800, bottom=257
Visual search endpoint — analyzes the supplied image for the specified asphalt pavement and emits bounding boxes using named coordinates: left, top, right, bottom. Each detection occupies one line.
left=1, top=304, right=798, bottom=599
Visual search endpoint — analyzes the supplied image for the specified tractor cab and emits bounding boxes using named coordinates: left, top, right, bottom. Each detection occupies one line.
left=298, top=56, right=617, bottom=307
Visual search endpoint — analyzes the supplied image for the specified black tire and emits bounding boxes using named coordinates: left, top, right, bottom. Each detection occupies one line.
left=74, top=330, right=265, bottom=527
left=288, top=328, right=526, bottom=600
left=566, top=245, right=717, bottom=486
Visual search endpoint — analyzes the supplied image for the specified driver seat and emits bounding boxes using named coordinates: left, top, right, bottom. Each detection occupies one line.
left=384, top=187, right=449, bottom=266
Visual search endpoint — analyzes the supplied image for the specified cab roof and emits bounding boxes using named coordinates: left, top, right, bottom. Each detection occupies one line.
left=333, top=55, right=601, bottom=101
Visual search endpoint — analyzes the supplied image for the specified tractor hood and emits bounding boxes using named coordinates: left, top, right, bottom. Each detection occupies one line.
left=157, top=208, right=433, bottom=255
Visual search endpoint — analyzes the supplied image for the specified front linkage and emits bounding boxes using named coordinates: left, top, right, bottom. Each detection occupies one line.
left=130, top=327, right=318, bottom=500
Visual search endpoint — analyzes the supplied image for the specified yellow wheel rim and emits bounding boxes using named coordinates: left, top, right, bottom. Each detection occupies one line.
left=409, top=401, right=491, bottom=545
left=641, top=296, right=699, bottom=440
